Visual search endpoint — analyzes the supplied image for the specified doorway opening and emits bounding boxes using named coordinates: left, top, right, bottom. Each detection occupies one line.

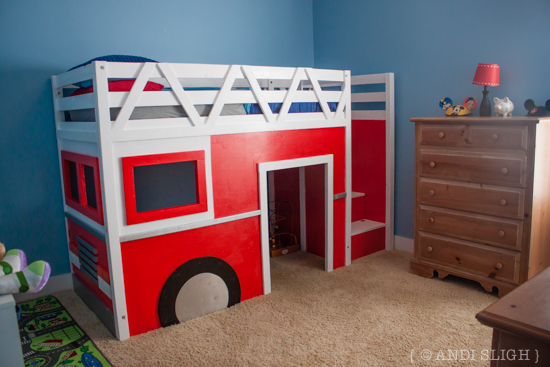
left=258, top=155, right=334, bottom=295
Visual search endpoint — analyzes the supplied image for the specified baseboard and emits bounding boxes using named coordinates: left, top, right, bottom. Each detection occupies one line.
left=13, top=273, right=73, bottom=303
left=394, top=235, right=413, bottom=253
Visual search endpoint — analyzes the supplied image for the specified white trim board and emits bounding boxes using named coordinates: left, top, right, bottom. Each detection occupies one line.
left=394, top=235, right=413, bottom=253
left=13, top=273, right=74, bottom=303
left=258, top=155, right=334, bottom=295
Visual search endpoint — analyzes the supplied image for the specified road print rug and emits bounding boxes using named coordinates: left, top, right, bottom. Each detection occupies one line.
left=17, top=295, right=112, bottom=367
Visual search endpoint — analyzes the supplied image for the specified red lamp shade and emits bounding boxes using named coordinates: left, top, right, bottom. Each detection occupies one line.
left=472, top=63, right=499, bottom=87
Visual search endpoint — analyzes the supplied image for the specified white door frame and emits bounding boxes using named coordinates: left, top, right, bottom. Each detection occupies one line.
left=258, top=154, right=334, bottom=295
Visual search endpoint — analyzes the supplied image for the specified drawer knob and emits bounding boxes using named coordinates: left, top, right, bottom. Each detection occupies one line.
left=495, top=263, right=503, bottom=270
left=498, top=230, right=505, bottom=237
left=500, top=199, right=507, bottom=206
left=501, top=167, right=508, bottom=174
left=438, top=132, right=445, bottom=138
left=429, top=161, right=436, bottom=168
left=429, top=217, right=435, bottom=223
left=492, top=134, right=499, bottom=140
left=427, top=246, right=433, bottom=252
left=429, top=190, right=435, bottom=196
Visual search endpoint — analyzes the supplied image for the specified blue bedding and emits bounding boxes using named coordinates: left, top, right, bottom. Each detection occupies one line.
left=244, top=102, right=338, bottom=114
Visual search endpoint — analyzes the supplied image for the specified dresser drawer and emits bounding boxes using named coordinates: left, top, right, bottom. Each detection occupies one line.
left=468, top=125, right=528, bottom=150
left=419, top=149, right=527, bottom=188
left=419, top=125, right=468, bottom=147
left=419, top=178, right=525, bottom=220
left=419, top=124, right=528, bottom=150
left=418, top=232, right=521, bottom=284
left=418, top=205, right=523, bottom=250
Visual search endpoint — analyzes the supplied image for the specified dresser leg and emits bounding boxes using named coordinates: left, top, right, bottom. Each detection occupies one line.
left=409, top=259, right=435, bottom=278
left=479, top=281, right=516, bottom=297
left=478, top=281, right=495, bottom=293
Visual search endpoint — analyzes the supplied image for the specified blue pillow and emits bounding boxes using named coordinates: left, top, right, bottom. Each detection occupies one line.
left=69, top=55, right=158, bottom=88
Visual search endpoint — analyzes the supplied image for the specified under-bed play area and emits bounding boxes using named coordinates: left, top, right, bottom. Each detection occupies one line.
left=50, top=58, right=394, bottom=340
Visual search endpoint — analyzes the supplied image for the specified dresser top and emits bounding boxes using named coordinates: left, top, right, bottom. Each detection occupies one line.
left=476, top=266, right=550, bottom=344
left=410, top=116, right=550, bottom=125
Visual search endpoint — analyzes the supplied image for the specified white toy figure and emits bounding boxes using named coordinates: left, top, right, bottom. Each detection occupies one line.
left=494, top=97, right=514, bottom=117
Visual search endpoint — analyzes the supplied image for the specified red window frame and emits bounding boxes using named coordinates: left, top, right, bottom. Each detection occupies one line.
left=61, top=151, right=104, bottom=225
left=122, top=151, right=208, bottom=225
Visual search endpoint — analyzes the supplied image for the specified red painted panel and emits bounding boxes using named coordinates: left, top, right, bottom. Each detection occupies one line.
left=351, top=120, right=386, bottom=223
left=67, top=219, right=110, bottom=283
left=121, top=216, right=263, bottom=336
left=61, top=151, right=104, bottom=225
left=211, top=128, right=347, bottom=269
left=122, top=151, right=208, bottom=225
left=273, top=168, right=301, bottom=246
left=305, top=165, right=325, bottom=258
left=302, top=164, right=346, bottom=269
left=70, top=242, right=110, bottom=284
left=351, top=227, right=385, bottom=261
left=351, top=195, right=365, bottom=223
left=211, top=128, right=346, bottom=218
left=72, top=265, right=113, bottom=311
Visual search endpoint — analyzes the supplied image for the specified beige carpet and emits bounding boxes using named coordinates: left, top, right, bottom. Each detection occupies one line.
left=54, top=250, right=498, bottom=366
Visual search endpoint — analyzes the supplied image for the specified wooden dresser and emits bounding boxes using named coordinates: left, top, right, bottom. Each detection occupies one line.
left=476, top=267, right=550, bottom=366
left=410, top=116, right=550, bottom=296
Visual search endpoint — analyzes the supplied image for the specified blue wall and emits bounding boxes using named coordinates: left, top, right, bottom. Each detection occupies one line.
left=0, top=0, right=314, bottom=276
left=313, top=0, right=550, bottom=239
left=4, top=0, right=549, bottom=277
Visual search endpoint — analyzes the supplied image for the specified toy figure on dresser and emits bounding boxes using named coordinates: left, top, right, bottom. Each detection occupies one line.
left=439, top=96, right=477, bottom=116
left=524, top=99, right=550, bottom=117
left=464, top=96, right=477, bottom=111
left=0, top=242, right=50, bottom=295
left=439, top=97, right=453, bottom=110
left=493, top=97, right=514, bottom=117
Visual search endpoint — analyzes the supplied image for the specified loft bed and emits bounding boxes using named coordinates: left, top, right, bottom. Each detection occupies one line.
left=51, top=60, right=394, bottom=340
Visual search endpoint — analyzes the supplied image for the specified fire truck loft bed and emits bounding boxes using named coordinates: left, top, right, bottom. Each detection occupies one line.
left=51, top=61, right=394, bottom=340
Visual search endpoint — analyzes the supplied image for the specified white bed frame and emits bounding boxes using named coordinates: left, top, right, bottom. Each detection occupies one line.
left=51, top=62, right=394, bottom=340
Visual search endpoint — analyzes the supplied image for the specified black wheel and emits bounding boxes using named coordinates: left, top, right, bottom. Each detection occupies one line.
left=158, top=257, right=241, bottom=327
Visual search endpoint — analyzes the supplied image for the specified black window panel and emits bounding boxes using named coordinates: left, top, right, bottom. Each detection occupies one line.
left=133, top=161, right=198, bottom=213
left=68, top=161, right=79, bottom=202
left=84, top=165, right=97, bottom=209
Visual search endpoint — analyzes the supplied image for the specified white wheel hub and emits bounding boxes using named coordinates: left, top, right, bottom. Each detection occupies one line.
left=174, top=272, right=229, bottom=322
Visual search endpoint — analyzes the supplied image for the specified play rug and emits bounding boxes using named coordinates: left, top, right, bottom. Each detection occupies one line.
left=17, top=295, right=112, bottom=367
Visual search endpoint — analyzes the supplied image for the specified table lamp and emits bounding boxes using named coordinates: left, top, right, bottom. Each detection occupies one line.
left=472, top=63, right=499, bottom=116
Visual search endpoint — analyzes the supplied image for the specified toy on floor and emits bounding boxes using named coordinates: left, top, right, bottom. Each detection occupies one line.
left=493, top=97, right=514, bottom=117
left=0, top=244, right=50, bottom=295
left=524, top=99, right=550, bottom=117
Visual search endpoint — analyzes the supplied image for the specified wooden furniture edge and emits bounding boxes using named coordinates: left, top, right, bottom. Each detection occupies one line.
left=476, top=310, right=550, bottom=346
left=410, top=258, right=516, bottom=296
left=409, top=116, right=550, bottom=125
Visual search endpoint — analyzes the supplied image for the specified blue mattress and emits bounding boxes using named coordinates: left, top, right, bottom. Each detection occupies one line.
left=244, top=102, right=338, bottom=114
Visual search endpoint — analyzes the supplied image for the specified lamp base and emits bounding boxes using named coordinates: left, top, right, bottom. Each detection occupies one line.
left=480, top=88, right=492, bottom=116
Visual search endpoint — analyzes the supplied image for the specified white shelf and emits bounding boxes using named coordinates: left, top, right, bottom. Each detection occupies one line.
left=351, top=191, right=365, bottom=198
left=351, top=219, right=385, bottom=236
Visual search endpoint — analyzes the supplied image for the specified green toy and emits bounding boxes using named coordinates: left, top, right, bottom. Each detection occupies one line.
left=0, top=245, right=50, bottom=294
